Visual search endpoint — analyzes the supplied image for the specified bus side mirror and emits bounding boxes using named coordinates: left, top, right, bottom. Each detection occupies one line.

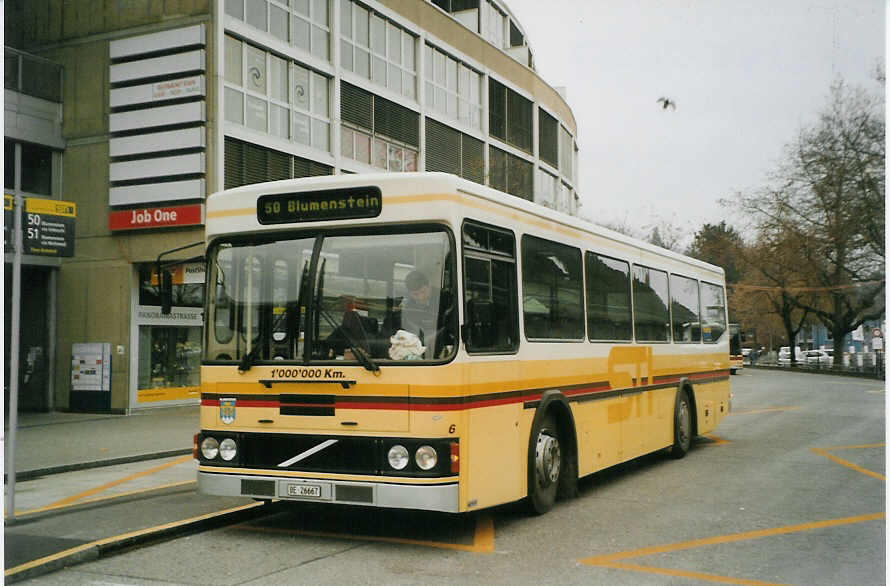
left=159, top=269, right=173, bottom=315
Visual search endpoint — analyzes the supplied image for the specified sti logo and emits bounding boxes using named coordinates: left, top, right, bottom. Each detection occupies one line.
left=219, top=398, right=236, bottom=424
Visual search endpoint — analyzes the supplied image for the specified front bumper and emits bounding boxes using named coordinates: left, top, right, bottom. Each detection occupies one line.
left=198, top=471, right=460, bottom=513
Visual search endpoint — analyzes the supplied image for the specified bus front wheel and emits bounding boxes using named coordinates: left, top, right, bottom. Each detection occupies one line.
left=528, top=414, right=561, bottom=514
left=670, top=388, right=692, bottom=459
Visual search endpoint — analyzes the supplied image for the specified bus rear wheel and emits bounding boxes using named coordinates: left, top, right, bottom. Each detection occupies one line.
left=528, top=414, right=561, bottom=514
left=670, top=388, right=692, bottom=459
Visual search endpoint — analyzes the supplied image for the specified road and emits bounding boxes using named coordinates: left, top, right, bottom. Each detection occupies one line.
left=11, top=369, right=886, bottom=585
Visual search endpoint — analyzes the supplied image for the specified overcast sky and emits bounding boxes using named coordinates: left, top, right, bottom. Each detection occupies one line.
left=504, top=0, right=885, bottom=243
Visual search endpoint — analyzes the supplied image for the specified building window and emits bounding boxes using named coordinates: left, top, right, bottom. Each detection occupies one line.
left=538, top=110, right=558, bottom=168
left=490, top=146, right=532, bottom=200
left=224, top=35, right=330, bottom=153
left=482, top=0, right=505, bottom=49
left=425, top=118, right=484, bottom=184
left=224, top=136, right=332, bottom=189
left=20, top=143, right=53, bottom=196
left=557, top=181, right=571, bottom=214
left=340, top=0, right=416, bottom=100
left=521, top=235, right=584, bottom=340
left=340, top=82, right=418, bottom=171
left=489, top=79, right=531, bottom=153
left=226, top=0, right=330, bottom=62
left=424, top=45, right=481, bottom=130
left=535, top=168, right=557, bottom=210
left=558, top=125, right=573, bottom=180
left=5, top=140, right=15, bottom=189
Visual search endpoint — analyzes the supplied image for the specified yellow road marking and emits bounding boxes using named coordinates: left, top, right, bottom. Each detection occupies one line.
left=5, top=502, right=264, bottom=578
left=810, top=447, right=885, bottom=481
left=40, top=455, right=194, bottom=509
left=580, top=512, right=883, bottom=583
left=730, top=406, right=800, bottom=416
left=230, top=513, right=495, bottom=553
left=595, top=561, right=786, bottom=585
left=700, top=433, right=729, bottom=446
left=822, top=443, right=885, bottom=451
left=12, top=480, right=197, bottom=518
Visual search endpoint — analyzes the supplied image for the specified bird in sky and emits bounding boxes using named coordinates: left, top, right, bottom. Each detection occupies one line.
left=657, top=97, right=676, bottom=110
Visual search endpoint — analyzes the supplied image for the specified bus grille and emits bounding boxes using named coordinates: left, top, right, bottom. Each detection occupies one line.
left=241, top=433, right=380, bottom=475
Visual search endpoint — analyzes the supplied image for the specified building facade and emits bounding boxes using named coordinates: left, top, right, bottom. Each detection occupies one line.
left=5, top=0, right=580, bottom=412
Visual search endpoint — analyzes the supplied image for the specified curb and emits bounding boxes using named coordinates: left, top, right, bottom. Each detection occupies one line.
left=7, top=449, right=193, bottom=482
left=745, top=364, right=884, bottom=380
left=5, top=501, right=275, bottom=584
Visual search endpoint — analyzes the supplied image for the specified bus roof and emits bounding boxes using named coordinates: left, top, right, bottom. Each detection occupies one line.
left=207, top=172, right=725, bottom=278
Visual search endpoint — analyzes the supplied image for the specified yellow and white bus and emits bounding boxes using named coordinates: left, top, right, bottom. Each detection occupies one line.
left=195, top=173, right=731, bottom=514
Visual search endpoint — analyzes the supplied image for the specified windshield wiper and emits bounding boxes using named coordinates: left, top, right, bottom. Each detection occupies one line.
left=314, top=259, right=380, bottom=373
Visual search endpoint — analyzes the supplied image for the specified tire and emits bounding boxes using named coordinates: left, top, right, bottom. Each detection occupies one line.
left=528, top=414, right=561, bottom=514
left=670, top=388, right=692, bottom=459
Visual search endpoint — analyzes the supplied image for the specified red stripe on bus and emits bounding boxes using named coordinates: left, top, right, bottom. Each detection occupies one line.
left=199, top=373, right=727, bottom=410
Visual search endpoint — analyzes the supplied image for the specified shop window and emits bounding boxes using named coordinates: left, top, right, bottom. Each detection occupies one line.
left=138, top=326, right=202, bottom=392
left=136, top=264, right=204, bottom=399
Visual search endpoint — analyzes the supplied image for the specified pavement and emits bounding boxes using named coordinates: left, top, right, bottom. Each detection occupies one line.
left=6, top=405, right=198, bottom=480
left=3, top=405, right=265, bottom=583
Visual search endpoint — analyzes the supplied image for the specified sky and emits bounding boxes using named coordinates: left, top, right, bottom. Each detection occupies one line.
left=504, top=0, right=885, bottom=244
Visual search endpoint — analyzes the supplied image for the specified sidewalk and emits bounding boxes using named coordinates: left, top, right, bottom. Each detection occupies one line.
left=6, top=405, right=199, bottom=480
left=3, top=404, right=267, bottom=583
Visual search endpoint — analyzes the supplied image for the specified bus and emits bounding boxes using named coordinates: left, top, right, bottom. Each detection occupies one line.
left=729, top=323, right=743, bottom=374
left=193, top=173, right=731, bottom=514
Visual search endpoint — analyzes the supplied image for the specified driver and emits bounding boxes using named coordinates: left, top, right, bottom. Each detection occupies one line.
left=402, top=271, right=437, bottom=341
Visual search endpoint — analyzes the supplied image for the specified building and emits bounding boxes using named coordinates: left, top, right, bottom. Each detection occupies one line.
left=5, top=0, right=580, bottom=412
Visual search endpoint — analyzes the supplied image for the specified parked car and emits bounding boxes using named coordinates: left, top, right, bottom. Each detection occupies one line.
left=805, top=349, right=834, bottom=366
left=778, top=346, right=805, bottom=365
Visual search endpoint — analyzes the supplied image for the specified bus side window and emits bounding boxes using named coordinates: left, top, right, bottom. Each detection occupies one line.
left=462, top=221, right=519, bottom=353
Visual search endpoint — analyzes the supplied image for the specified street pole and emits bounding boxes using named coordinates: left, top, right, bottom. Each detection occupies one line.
left=6, top=148, right=23, bottom=521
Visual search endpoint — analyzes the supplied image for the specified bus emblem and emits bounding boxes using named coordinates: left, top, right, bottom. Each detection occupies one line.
left=220, top=398, right=236, bottom=424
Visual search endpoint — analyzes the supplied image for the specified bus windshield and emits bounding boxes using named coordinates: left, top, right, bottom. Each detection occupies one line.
left=204, top=228, right=457, bottom=367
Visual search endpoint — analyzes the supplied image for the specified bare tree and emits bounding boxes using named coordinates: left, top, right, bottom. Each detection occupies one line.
left=737, top=81, right=885, bottom=361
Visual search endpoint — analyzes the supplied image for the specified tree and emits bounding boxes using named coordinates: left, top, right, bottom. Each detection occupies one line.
left=737, top=81, right=885, bottom=361
left=686, top=221, right=745, bottom=284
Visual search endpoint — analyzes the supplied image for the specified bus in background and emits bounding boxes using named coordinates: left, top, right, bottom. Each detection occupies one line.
left=191, top=173, right=731, bottom=515
left=729, top=323, right=743, bottom=374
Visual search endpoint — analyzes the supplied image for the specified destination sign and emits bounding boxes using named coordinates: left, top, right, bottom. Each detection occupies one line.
left=257, top=187, right=382, bottom=225
left=25, top=198, right=76, bottom=257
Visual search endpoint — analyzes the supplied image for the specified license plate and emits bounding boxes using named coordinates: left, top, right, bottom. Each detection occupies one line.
left=287, top=483, right=321, bottom=498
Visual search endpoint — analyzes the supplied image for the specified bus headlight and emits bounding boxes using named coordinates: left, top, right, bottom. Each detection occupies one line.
left=387, top=445, right=409, bottom=470
left=415, top=445, right=437, bottom=470
left=201, top=437, right=219, bottom=460
left=219, top=438, right=237, bottom=461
